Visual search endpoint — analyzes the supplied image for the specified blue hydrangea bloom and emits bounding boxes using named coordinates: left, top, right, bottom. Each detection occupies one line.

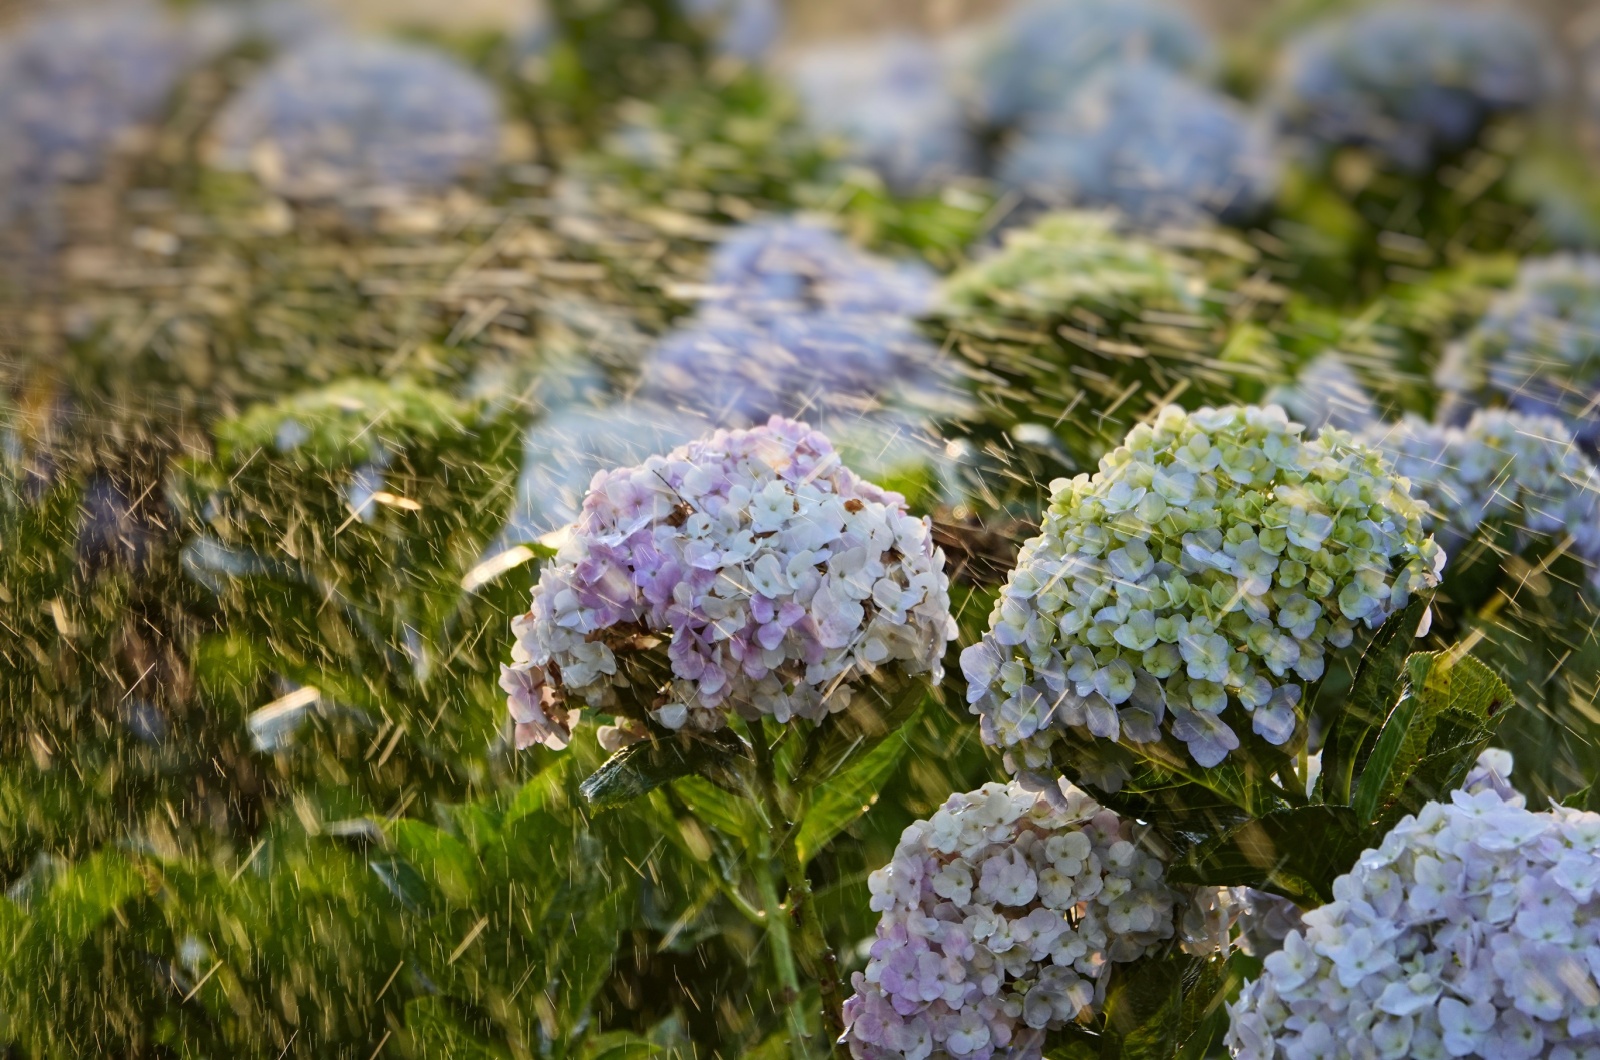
left=997, top=61, right=1278, bottom=226
left=1467, top=255, right=1600, bottom=448
left=1265, top=354, right=1380, bottom=435
left=1274, top=2, right=1556, bottom=172
left=970, top=0, right=1212, bottom=130
left=0, top=4, right=198, bottom=222
left=785, top=34, right=978, bottom=194
left=701, top=217, right=938, bottom=320
left=208, top=37, right=501, bottom=200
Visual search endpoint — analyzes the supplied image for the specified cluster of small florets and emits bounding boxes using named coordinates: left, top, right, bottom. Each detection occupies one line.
left=970, top=0, right=1212, bottom=129
left=1265, top=354, right=1380, bottom=436
left=1273, top=2, right=1556, bottom=172
left=502, top=417, right=955, bottom=749
left=998, top=61, right=1278, bottom=227
left=785, top=34, right=977, bottom=195
left=209, top=37, right=500, bottom=200
left=1455, top=255, right=1600, bottom=449
left=638, top=219, right=959, bottom=438
left=842, top=779, right=1176, bottom=1060
left=1357, top=409, right=1600, bottom=570
left=1227, top=751, right=1600, bottom=1060
left=963, top=404, right=1444, bottom=771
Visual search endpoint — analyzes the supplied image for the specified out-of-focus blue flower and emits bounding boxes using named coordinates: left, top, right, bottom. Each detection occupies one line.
left=1266, top=353, right=1380, bottom=435
left=1442, top=254, right=1600, bottom=447
left=970, top=0, right=1212, bottom=130
left=0, top=4, right=198, bottom=223
left=703, top=217, right=939, bottom=319
left=997, top=61, right=1278, bottom=227
left=1273, top=2, right=1557, bottom=173
left=208, top=37, right=501, bottom=200
left=639, top=219, right=961, bottom=426
left=784, top=33, right=978, bottom=194
left=678, top=0, right=782, bottom=61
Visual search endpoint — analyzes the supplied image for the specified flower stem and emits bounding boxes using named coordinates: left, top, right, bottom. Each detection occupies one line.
left=752, top=845, right=812, bottom=1060
left=749, top=722, right=850, bottom=1060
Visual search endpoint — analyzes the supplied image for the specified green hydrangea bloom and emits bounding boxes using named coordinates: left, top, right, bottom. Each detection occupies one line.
left=963, top=404, right=1444, bottom=774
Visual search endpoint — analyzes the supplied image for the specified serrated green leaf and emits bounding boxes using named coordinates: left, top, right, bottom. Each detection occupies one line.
left=578, top=730, right=748, bottom=810
left=36, top=850, right=147, bottom=950
left=672, top=776, right=755, bottom=842
left=1352, top=690, right=1424, bottom=825
left=1170, top=805, right=1364, bottom=903
left=1322, top=597, right=1427, bottom=804
left=794, top=722, right=912, bottom=865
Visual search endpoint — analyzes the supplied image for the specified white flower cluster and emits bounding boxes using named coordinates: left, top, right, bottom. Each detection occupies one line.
left=963, top=404, right=1444, bottom=771
left=1228, top=750, right=1600, bottom=1060
left=1357, top=409, right=1600, bottom=572
left=843, top=779, right=1176, bottom=1060
left=501, top=417, right=956, bottom=749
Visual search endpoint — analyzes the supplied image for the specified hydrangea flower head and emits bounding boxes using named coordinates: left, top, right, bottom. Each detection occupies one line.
left=786, top=34, right=978, bottom=195
left=209, top=37, right=500, bottom=200
left=997, top=61, right=1278, bottom=227
left=1227, top=750, right=1600, bottom=1060
left=677, top=0, right=782, bottom=61
left=842, top=779, right=1176, bottom=1060
left=1264, top=354, right=1380, bottom=436
left=700, top=217, right=938, bottom=320
left=1452, top=255, right=1600, bottom=449
left=962, top=404, right=1444, bottom=771
left=1274, top=2, right=1556, bottom=172
left=0, top=3, right=198, bottom=221
left=502, top=417, right=955, bottom=749
left=1357, top=409, right=1600, bottom=571
left=970, top=0, right=1212, bottom=129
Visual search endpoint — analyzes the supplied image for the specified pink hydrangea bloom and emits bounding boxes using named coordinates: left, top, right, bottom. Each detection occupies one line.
left=502, top=416, right=955, bottom=748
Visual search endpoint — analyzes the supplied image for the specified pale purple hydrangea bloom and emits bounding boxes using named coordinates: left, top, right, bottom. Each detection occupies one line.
left=638, top=220, right=964, bottom=475
left=1227, top=750, right=1600, bottom=1060
left=209, top=36, right=500, bottom=200
left=842, top=779, right=1176, bottom=1060
left=963, top=405, right=1444, bottom=774
left=1265, top=354, right=1381, bottom=436
left=502, top=417, right=956, bottom=749
left=1357, top=410, right=1600, bottom=572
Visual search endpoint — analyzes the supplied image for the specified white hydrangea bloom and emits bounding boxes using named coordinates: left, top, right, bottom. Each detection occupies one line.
left=502, top=417, right=956, bottom=749
left=843, top=779, right=1176, bottom=1060
left=1227, top=750, right=1600, bottom=1060
left=963, top=405, right=1444, bottom=772
left=1357, top=409, right=1600, bottom=573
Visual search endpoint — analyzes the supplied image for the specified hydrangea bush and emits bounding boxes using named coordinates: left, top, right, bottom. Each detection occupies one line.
left=785, top=35, right=978, bottom=196
left=969, top=0, right=1212, bottom=129
left=1443, top=255, right=1600, bottom=450
left=1357, top=409, right=1600, bottom=569
left=209, top=37, right=501, bottom=200
left=997, top=62, right=1278, bottom=227
left=1227, top=751, right=1600, bottom=1060
left=963, top=404, right=1444, bottom=772
left=1273, top=2, right=1556, bottom=173
left=502, top=416, right=956, bottom=749
left=843, top=779, right=1176, bottom=1060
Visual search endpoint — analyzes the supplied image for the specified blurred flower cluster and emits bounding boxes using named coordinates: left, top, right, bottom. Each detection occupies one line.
left=843, top=779, right=1175, bottom=1060
left=964, top=404, right=1444, bottom=770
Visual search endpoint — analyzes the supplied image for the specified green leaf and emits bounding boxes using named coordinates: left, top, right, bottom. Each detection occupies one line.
left=1321, top=597, right=1427, bottom=805
left=505, top=761, right=571, bottom=825
left=1352, top=651, right=1512, bottom=825
left=385, top=820, right=483, bottom=907
left=1176, top=950, right=1260, bottom=1059
left=672, top=776, right=755, bottom=842
left=578, top=729, right=749, bottom=810
left=794, top=720, right=913, bottom=865
left=1170, top=805, right=1365, bottom=903
left=400, top=997, right=511, bottom=1060
left=798, top=674, right=928, bottom=784
left=580, top=1031, right=672, bottom=1060
left=1099, top=955, right=1189, bottom=1060
left=36, top=851, right=147, bottom=950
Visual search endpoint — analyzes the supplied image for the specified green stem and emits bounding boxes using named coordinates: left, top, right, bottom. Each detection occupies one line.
left=752, top=844, right=811, bottom=1060
left=749, top=723, right=850, bottom=1060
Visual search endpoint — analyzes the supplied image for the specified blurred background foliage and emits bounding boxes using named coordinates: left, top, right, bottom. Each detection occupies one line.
left=3, top=0, right=1600, bottom=1055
